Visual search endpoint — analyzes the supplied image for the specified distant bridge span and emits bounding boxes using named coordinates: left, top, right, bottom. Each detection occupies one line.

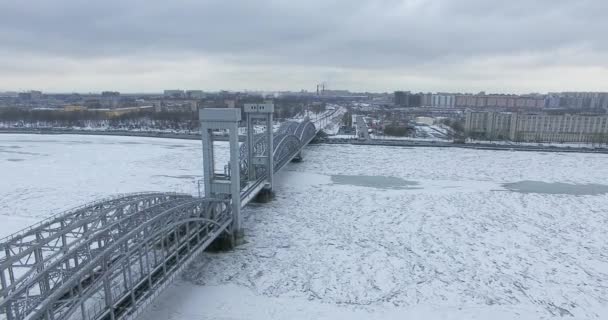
left=0, top=110, right=319, bottom=320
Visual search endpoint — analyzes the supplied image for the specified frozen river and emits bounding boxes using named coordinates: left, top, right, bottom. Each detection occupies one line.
left=1, top=134, right=607, bottom=319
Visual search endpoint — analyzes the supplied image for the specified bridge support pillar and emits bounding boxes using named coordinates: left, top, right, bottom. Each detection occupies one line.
left=254, top=187, right=274, bottom=203
left=200, top=108, right=243, bottom=239
left=206, top=231, right=235, bottom=252
left=244, top=103, right=274, bottom=190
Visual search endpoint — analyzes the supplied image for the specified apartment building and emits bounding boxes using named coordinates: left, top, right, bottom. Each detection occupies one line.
left=456, top=95, right=545, bottom=109
left=465, top=111, right=608, bottom=143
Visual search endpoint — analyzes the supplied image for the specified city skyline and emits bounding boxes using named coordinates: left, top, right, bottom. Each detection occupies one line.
left=1, top=0, right=607, bottom=93
left=2, top=89, right=607, bottom=96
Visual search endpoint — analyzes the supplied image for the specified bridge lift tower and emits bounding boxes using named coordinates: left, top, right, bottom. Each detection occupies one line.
left=200, top=108, right=243, bottom=239
left=200, top=104, right=274, bottom=241
left=244, top=103, right=274, bottom=190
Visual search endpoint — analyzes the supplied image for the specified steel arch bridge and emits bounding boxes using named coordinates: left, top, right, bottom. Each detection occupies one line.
left=239, top=119, right=317, bottom=180
left=0, top=119, right=318, bottom=320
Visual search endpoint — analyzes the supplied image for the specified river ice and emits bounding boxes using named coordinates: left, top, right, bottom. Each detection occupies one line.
left=1, top=134, right=607, bottom=319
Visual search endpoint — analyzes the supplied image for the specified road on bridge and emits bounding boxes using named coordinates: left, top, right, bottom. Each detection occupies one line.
left=355, top=115, right=371, bottom=141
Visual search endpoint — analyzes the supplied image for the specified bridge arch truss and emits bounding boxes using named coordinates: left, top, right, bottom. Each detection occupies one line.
left=238, top=119, right=318, bottom=179
left=0, top=194, right=232, bottom=320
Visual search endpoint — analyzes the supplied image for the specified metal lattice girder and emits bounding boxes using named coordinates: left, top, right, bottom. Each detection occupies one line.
left=0, top=194, right=190, bottom=297
left=22, top=198, right=231, bottom=320
left=296, top=121, right=317, bottom=144
left=238, top=119, right=317, bottom=180
left=0, top=193, right=189, bottom=261
left=277, top=121, right=299, bottom=136
left=273, top=134, right=302, bottom=172
left=23, top=198, right=186, bottom=318
left=0, top=194, right=193, bottom=320
left=0, top=193, right=167, bottom=259
left=239, top=133, right=269, bottom=178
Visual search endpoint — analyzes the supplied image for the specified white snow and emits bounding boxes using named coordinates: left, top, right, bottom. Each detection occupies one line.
left=143, top=283, right=556, bottom=320
left=370, top=124, right=451, bottom=141
left=0, top=134, right=229, bottom=238
left=1, top=134, right=607, bottom=319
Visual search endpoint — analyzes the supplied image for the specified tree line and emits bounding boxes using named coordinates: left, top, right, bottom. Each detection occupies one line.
left=0, top=103, right=324, bottom=131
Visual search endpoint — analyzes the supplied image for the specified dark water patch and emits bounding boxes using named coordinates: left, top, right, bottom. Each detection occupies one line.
left=0, top=150, right=46, bottom=156
left=7, top=139, right=61, bottom=143
left=62, top=140, right=93, bottom=145
left=6, top=158, right=24, bottom=162
left=163, top=144, right=189, bottom=149
left=331, top=175, right=420, bottom=190
left=153, top=174, right=201, bottom=180
left=503, top=180, right=608, bottom=195
left=116, top=141, right=143, bottom=145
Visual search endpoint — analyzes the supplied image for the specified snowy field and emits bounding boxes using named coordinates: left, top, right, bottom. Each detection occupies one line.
left=1, top=134, right=607, bottom=319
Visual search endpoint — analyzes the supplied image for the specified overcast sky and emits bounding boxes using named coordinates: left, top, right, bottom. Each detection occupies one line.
left=1, top=0, right=607, bottom=93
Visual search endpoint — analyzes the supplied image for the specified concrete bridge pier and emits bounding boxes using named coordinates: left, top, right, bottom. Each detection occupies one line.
left=292, top=151, right=303, bottom=162
left=206, top=230, right=236, bottom=252
left=254, top=186, right=274, bottom=203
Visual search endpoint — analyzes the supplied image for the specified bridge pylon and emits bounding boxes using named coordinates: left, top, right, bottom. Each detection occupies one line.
left=244, top=103, right=274, bottom=190
left=200, top=108, right=243, bottom=238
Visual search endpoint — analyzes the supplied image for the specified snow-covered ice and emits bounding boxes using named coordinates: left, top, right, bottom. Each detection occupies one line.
left=173, top=145, right=608, bottom=319
left=0, top=134, right=226, bottom=238
left=1, top=134, right=607, bottom=319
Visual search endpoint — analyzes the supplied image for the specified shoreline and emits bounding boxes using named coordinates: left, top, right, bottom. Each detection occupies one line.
left=2, top=129, right=607, bottom=154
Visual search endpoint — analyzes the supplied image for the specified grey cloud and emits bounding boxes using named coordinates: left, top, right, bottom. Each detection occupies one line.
left=0, top=0, right=607, bottom=91
left=2, top=1, right=606, bottom=63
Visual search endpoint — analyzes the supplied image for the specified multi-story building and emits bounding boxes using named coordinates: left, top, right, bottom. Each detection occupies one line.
left=393, top=91, right=423, bottom=107
left=546, top=92, right=608, bottom=110
left=18, top=90, right=43, bottom=100
left=186, top=90, right=205, bottom=99
left=394, top=91, right=409, bottom=107
left=163, top=90, right=186, bottom=99
left=456, top=94, right=545, bottom=109
left=100, top=91, right=120, bottom=108
left=465, top=111, right=513, bottom=140
left=421, top=93, right=433, bottom=107
left=465, top=110, right=608, bottom=143
left=432, top=93, right=455, bottom=108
